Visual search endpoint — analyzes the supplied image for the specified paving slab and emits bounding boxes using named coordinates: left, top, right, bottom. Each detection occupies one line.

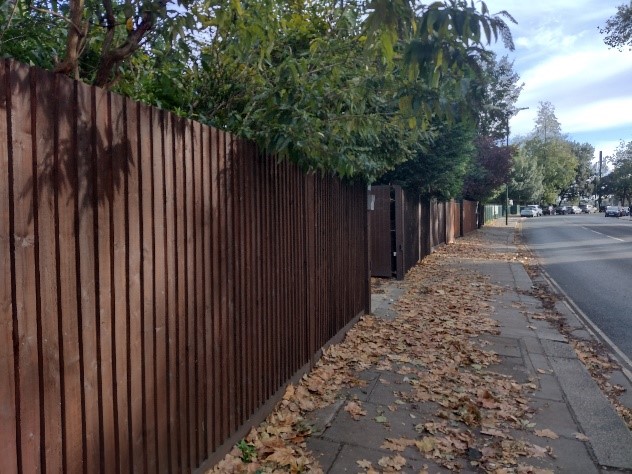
left=549, top=356, right=632, bottom=469
left=302, top=222, right=632, bottom=474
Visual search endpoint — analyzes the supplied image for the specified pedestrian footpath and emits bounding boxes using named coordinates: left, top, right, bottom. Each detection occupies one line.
left=305, top=220, right=632, bottom=473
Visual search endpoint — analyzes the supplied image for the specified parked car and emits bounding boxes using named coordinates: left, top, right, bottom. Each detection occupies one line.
left=555, top=206, right=569, bottom=215
left=579, top=204, right=596, bottom=213
left=526, top=205, right=543, bottom=216
left=605, top=206, right=623, bottom=217
left=569, top=205, right=582, bottom=214
left=520, top=207, right=538, bottom=217
left=622, top=207, right=630, bottom=216
left=542, top=205, right=554, bottom=215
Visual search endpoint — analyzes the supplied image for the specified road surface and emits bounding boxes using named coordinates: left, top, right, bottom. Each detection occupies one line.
left=519, top=213, right=632, bottom=367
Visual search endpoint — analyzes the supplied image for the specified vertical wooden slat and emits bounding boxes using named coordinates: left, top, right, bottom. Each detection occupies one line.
left=183, top=119, right=196, bottom=469
left=153, top=109, right=168, bottom=474
left=193, top=121, right=205, bottom=465
left=304, top=174, right=315, bottom=366
left=251, top=146, right=262, bottom=409
left=137, top=102, right=152, bottom=473
left=233, top=139, right=244, bottom=426
left=244, top=141, right=254, bottom=417
left=125, top=98, right=144, bottom=474
left=94, top=86, right=116, bottom=474
left=139, top=102, right=156, bottom=473
left=224, top=133, right=236, bottom=434
left=173, top=117, right=187, bottom=471
left=0, top=58, right=18, bottom=474
left=271, top=159, right=279, bottom=389
left=29, top=65, right=55, bottom=472
left=76, top=78, right=100, bottom=474
left=210, top=128, right=223, bottom=448
left=239, top=139, right=247, bottom=425
left=261, top=152, right=270, bottom=399
left=202, top=124, right=213, bottom=456
left=164, top=112, right=178, bottom=473
left=279, top=163, right=287, bottom=381
left=110, top=93, right=130, bottom=473
left=56, top=74, right=83, bottom=474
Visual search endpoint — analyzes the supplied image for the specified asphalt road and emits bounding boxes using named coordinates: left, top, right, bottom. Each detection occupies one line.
left=519, top=213, right=632, bottom=366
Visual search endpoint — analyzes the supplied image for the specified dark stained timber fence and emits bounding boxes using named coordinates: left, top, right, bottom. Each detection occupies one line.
left=369, top=185, right=479, bottom=279
left=0, top=60, right=369, bottom=473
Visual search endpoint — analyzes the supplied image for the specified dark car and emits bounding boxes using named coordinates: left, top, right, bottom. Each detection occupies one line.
left=605, top=206, right=623, bottom=217
left=542, top=205, right=554, bottom=215
left=555, top=206, right=569, bottom=215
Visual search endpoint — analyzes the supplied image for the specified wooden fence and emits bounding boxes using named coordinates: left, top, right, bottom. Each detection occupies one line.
left=0, top=60, right=369, bottom=473
left=369, top=185, right=479, bottom=279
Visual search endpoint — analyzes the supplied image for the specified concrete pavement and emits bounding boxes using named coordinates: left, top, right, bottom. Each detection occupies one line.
left=305, top=220, right=632, bottom=473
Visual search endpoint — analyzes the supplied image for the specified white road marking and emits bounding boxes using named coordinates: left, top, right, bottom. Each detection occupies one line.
left=581, top=226, right=624, bottom=242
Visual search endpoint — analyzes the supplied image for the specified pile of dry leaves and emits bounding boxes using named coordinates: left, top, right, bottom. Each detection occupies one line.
left=209, top=226, right=627, bottom=473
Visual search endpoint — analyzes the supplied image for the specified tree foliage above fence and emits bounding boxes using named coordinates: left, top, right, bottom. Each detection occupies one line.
left=0, top=0, right=516, bottom=183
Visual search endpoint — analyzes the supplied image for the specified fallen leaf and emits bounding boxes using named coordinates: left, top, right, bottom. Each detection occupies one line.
left=415, top=437, right=435, bottom=453
left=481, top=428, right=509, bottom=439
left=381, top=437, right=414, bottom=452
left=375, top=415, right=388, bottom=424
left=344, top=401, right=366, bottom=420
left=356, top=459, right=373, bottom=469
left=534, top=429, right=559, bottom=439
left=378, top=454, right=406, bottom=470
left=265, top=447, right=296, bottom=466
left=574, top=432, right=590, bottom=441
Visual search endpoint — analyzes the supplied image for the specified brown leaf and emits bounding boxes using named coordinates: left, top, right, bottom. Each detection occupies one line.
left=534, top=429, right=559, bottom=439
left=265, top=446, right=296, bottom=466
left=381, top=437, right=414, bottom=452
left=415, top=437, right=436, bottom=453
left=377, top=454, right=406, bottom=470
left=574, top=432, right=590, bottom=441
left=344, top=401, right=366, bottom=420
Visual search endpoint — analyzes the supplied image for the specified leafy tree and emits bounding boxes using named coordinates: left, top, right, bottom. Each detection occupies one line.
left=513, top=102, right=577, bottom=204
left=0, top=0, right=199, bottom=87
left=462, top=135, right=513, bottom=202
left=560, top=141, right=595, bottom=202
left=0, top=0, right=516, bottom=183
left=599, top=2, right=632, bottom=51
left=602, top=140, right=632, bottom=205
left=475, top=54, right=524, bottom=141
left=532, top=100, right=562, bottom=141
left=375, top=121, right=476, bottom=200
left=509, top=151, right=543, bottom=204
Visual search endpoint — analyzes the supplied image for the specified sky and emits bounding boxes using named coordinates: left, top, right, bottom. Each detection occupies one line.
left=482, top=0, right=632, bottom=162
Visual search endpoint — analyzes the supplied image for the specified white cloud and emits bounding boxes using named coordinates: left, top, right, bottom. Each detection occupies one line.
left=483, top=0, right=631, bottom=161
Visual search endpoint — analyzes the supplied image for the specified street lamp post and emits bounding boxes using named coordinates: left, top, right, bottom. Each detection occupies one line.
left=505, top=107, right=529, bottom=226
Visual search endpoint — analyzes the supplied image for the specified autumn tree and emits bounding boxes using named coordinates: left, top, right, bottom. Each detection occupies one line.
left=599, top=2, right=632, bottom=51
